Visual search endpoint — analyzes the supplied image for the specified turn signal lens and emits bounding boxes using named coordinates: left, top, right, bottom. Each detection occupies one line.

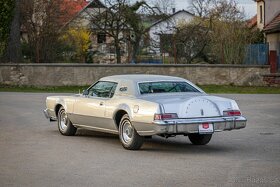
left=154, top=113, right=178, bottom=120
left=223, top=110, right=241, bottom=116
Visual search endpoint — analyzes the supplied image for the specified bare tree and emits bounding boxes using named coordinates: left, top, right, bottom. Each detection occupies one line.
left=190, top=0, right=244, bottom=20
left=187, top=0, right=251, bottom=64
left=87, top=0, right=162, bottom=63
left=124, top=1, right=162, bottom=63
left=21, top=0, right=84, bottom=63
left=189, top=0, right=212, bottom=17
left=152, top=0, right=176, bottom=14
left=0, top=0, right=14, bottom=58
left=3, top=0, right=22, bottom=63
left=173, top=21, right=209, bottom=63
left=86, top=0, right=129, bottom=64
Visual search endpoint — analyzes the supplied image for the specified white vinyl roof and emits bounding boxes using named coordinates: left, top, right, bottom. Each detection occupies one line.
left=99, top=74, right=203, bottom=97
left=100, top=74, right=185, bottom=83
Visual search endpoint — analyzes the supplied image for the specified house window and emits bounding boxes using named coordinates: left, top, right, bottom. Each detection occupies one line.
left=260, top=5, right=263, bottom=23
left=97, top=33, right=106, bottom=43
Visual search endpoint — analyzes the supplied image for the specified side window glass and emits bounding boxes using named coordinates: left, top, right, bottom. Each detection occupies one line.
left=109, top=83, right=117, bottom=98
left=88, top=81, right=117, bottom=98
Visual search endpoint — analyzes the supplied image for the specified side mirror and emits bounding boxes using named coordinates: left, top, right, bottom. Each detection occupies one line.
left=82, top=90, right=89, bottom=95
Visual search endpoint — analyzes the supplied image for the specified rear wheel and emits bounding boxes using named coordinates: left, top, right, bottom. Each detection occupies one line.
left=119, top=114, right=143, bottom=150
left=188, top=134, right=212, bottom=145
left=57, top=107, right=77, bottom=136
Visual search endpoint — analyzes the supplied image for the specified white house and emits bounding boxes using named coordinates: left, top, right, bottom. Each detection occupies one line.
left=254, top=0, right=280, bottom=73
left=148, top=10, right=194, bottom=54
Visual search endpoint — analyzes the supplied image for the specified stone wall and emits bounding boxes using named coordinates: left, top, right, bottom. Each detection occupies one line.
left=0, top=63, right=270, bottom=86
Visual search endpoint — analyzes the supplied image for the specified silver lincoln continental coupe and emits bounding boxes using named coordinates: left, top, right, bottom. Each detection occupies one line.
left=44, top=74, right=246, bottom=150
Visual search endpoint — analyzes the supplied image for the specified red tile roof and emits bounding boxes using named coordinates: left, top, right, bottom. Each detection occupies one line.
left=59, top=0, right=89, bottom=25
left=263, top=13, right=280, bottom=33
left=247, top=15, right=257, bottom=28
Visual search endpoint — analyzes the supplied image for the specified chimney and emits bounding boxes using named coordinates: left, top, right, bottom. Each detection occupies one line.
left=172, top=8, right=176, bottom=14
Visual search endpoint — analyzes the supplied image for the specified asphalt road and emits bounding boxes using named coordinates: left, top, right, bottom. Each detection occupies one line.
left=0, top=92, right=279, bottom=187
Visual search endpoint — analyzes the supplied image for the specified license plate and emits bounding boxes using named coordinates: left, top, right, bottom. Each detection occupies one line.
left=198, top=123, right=214, bottom=134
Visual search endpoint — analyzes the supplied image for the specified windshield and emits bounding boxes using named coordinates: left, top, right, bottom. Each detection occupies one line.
left=138, top=81, right=200, bottom=94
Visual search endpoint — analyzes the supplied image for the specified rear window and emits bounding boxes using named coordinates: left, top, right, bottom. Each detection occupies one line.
left=138, top=81, right=200, bottom=94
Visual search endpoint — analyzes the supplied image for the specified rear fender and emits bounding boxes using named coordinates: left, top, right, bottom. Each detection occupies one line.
left=114, top=104, right=132, bottom=119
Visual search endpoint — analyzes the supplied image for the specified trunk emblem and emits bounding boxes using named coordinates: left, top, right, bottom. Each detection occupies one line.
left=201, top=109, right=204, bottom=116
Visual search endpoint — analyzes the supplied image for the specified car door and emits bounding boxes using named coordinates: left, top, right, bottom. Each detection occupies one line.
left=72, top=81, right=117, bottom=130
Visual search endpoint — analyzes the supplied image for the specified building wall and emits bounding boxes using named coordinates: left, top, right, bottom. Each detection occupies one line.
left=0, top=64, right=269, bottom=87
left=266, top=33, right=280, bottom=73
left=264, top=0, right=280, bottom=25
left=257, top=1, right=265, bottom=29
left=66, top=6, right=129, bottom=64
left=257, top=0, right=280, bottom=30
left=68, top=7, right=107, bottom=28
left=266, top=33, right=280, bottom=51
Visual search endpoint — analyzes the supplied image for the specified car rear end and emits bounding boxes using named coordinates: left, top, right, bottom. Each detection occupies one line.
left=151, top=95, right=247, bottom=137
left=135, top=79, right=247, bottom=137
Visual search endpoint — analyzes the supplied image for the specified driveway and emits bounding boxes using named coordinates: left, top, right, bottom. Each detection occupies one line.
left=0, top=92, right=279, bottom=187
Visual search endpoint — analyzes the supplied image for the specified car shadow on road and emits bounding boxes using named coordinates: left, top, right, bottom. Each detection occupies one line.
left=48, top=128, right=238, bottom=154
left=142, top=136, right=235, bottom=154
left=76, top=129, right=118, bottom=138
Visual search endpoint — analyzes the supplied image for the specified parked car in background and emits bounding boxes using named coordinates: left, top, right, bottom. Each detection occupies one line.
left=44, top=74, right=247, bottom=150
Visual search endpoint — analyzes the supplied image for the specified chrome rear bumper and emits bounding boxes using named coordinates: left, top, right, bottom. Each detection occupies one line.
left=135, top=116, right=247, bottom=136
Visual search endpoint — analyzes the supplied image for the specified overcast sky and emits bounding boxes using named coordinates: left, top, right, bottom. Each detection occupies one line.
left=175, top=0, right=256, bottom=18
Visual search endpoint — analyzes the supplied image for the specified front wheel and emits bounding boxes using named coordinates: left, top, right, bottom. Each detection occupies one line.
left=188, top=134, right=212, bottom=145
left=119, top=114, right=143, bottom=150
left=57, top=107, right=77, bottom=136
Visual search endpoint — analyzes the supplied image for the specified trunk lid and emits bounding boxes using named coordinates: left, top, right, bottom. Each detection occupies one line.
left=139, top=93, right=237, bottom=118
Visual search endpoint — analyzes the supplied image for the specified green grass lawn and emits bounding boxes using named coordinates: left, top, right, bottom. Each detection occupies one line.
left=0, top=84, right=280, bottom=94
left=200, top=85, right=280, bottom=94
left=0, top=85, right=88, bottom=94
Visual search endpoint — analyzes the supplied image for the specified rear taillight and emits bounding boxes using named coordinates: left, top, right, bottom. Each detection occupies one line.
left=223, top=110, right=241, bottom=116
left=154, top=113, right=178, bottom=120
